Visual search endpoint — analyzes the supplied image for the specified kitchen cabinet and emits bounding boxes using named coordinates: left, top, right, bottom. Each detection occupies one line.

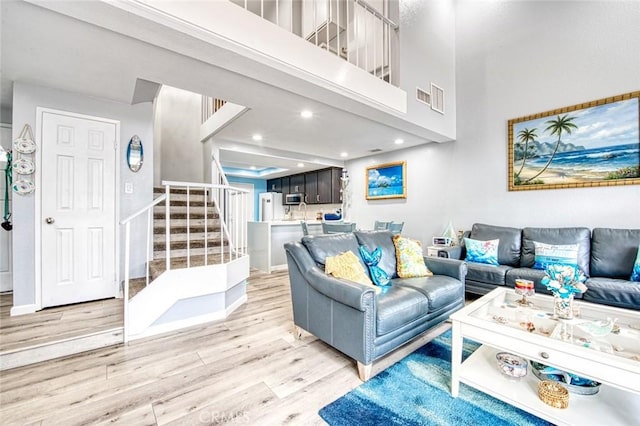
left=304, top=168, right=340, bottom=204
left=280, top=176, right=290, bottom=196
left=266, top=178, right=281, bottom=193
left=289, top=174, right=305, bottom=194
left=331, top=167, right=343, bottom=203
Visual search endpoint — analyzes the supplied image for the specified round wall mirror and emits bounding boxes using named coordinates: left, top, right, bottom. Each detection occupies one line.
left=127, top=135, right=143, bottom=172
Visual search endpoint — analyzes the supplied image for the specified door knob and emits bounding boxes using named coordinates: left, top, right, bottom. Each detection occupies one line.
left=45, top=217, right=55, bottom=224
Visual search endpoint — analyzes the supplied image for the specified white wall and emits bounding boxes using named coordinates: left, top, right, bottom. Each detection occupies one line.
left=11, top=83, right=154, bottom=308
left=347, top=1, right=640, bottom=244
left=154, top=86, right=203, bottom=184
left=398, top=0, right=456, bottom=140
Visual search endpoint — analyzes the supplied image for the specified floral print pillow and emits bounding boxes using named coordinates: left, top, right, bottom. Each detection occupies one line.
left=393, top=235, right=432, bottom=278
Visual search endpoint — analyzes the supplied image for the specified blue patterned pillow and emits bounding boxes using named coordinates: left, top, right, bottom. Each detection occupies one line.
left=464, top=238, right=499, bottom=266
left=358, top=246, right=391, bottom=287
left=631, top=245, right=640, bottom=282
left=533, top=241, right=579, bottom=270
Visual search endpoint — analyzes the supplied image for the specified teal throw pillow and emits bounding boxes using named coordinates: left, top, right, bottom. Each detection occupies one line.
left=464, top=238, right=499, bottom=266
left=358, top=246, right=391, bottom=287
left=533, top=241, right=578, bottom=270
left=631, top=245, right=640, bottom=282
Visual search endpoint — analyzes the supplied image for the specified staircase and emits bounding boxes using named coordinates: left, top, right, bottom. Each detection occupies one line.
left=148, top=186, right=227, bottom=282
left=121, top=180, right=250, bottom=342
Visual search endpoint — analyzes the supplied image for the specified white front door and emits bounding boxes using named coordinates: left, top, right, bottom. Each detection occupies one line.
left=40, top=110, right=118, bottom=307
left=0, top=124, right=12, bottom=292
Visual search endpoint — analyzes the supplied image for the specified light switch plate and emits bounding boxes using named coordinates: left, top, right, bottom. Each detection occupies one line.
left=124, top=182, right=133, bottom=194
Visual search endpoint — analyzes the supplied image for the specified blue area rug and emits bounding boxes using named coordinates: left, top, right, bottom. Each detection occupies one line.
left=319, top=330, right=551, bottom=426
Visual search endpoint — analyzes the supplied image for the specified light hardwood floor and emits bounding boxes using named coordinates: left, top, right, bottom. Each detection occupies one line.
left=0, top=270, right=448, bottom=425
left=0, top=294, right=123, bottom=353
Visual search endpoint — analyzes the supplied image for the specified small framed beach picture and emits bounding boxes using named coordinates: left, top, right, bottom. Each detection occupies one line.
left=508, top=91, right=640, bottom=191
left=366, top=161, right=407, bottom=200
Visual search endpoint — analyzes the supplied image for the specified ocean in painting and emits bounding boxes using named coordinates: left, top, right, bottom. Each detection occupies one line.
left=367, top=185, right=404, bottom=197
left=524, top=143, right=639, bottom=174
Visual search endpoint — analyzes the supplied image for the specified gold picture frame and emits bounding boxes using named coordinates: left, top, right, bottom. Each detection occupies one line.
left=366, top=161, right=407, bottom=200
left=508, top=91, right=639, bottom=191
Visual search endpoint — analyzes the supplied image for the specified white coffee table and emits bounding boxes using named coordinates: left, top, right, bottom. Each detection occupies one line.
left=450, top=287, right=640, bottom=426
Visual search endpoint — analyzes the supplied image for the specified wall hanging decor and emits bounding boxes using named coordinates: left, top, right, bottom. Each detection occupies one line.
left=366, top=161, right=406, bottom=200
left=12, top=124, right=36, bottom=195
left=126, top=134, right=143, bottom=172
left=508, top=91, right=639, bottom=191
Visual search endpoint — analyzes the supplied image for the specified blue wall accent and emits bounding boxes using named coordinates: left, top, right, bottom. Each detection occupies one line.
left=227, top=176, right=267, bottom=221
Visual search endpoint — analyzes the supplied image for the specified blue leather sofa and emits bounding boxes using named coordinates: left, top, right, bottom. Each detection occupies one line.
left=284, top=230, right=466, bottom=380
left=460, top=223, right=640, bottom=310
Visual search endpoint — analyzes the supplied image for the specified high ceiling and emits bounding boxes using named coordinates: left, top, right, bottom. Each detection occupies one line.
left=1, top=1, right=436, bottom=178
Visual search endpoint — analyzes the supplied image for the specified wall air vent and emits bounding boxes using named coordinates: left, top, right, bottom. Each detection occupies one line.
left=430, top=83, right=445, bottom=114
left=416, top=87, right=431, bottom=105
left=369, top=148, right=383, bottom=153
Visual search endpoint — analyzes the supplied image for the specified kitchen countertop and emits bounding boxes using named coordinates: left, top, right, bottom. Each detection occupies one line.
left=249, top=220, right=323, bottom=226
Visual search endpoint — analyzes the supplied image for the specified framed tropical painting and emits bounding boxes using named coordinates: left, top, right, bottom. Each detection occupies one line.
left=366, top=161, right=406, bottom=199
left=508, top=91, right=640, bottom=191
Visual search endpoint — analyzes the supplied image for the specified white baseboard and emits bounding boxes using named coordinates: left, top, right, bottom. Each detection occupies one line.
left=10, top=304, right=38, bottom=316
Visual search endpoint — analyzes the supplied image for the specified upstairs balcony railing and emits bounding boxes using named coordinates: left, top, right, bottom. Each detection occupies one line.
left=229, top=0, right=399, bottom=85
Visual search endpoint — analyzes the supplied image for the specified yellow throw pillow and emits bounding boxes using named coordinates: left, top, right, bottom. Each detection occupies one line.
left=325, top=251, right=380, bottom=293
left=393, top=235, right=433, bottom=278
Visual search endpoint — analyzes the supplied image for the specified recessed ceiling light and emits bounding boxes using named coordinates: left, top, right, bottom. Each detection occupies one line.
left=297, top=163, right=305, bottom=167
left=340, top=152, right=348, bottom=158
left=300, top=110, right=313, bottom=118
left=250, top=166, right=257, bottom=170
left=394, top=138, right=404, bottom=145
left=252, top=134, right=262, bottom=141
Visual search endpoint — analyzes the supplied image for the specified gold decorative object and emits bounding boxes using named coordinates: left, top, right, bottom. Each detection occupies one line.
left=538, top=380, right=569, bottom=409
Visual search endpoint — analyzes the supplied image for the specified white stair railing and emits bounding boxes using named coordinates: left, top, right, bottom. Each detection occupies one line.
left=120, top=181, right=249, bottom=342
left=160, top=180, right=249, bottom=269
left=120, top=194, right=166, bottom=343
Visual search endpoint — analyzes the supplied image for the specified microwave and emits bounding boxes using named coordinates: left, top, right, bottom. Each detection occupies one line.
left=285, top=193, right=305, bottom=205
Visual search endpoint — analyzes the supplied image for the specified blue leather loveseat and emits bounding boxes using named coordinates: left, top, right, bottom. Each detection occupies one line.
left=284, top=230, right=466, bottom=380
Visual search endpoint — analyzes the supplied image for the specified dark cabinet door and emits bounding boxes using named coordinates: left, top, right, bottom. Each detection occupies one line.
left=304, top=172, right=318, bottom=204
left=289, top=174, right=305, bottom=194
left=281, top=176, right=290, bottom=196
left=266, top=178, right=281, bottom=193
left=317, top=169, right=333, bottom=204
left=331, top=167, right=343, bottom=204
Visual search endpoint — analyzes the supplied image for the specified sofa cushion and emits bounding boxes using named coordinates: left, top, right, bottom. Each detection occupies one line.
left=302, top=233, right=369, bottom=277
left=590, top=228, right=640, bottom=279
left=393, top=235, right=432, bottom=278
left=632, top=246, right=640, bottom=282
left=324, top=251, right=377, bottom=292
left=469, top=223, right=522, bottom=267
left=532, top=242, right=579, bottom=270
left=466, top=263, right=513, bottom=286
left=392, top=276, right=463, bottom=311
left=583, top=277, right=640, bottom=311
left=521, top=227, right=591, bottom=276
left=354, top=230, right=398, bottom=279
left=464, top=237, right=499, bottom=266
left=375, top=286, right=430, bottom=336
left=358, top=246, right=390, bottom=287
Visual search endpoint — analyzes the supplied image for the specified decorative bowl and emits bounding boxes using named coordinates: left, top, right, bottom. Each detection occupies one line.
left=496, top=352, right=528, bottom=378
left=530, top=361, right=601, bottom=395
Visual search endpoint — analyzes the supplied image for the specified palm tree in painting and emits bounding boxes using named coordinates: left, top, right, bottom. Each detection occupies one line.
left=515, top=128, right=538, bottom=178
left=525, top=114, right=578, bottom=183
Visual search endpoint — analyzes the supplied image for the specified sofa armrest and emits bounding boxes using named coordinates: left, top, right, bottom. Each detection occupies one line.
left=285, top=241, right=375, bottom=311
left=424, top=256, right=467, bottom=282
left=305, top=268, right=376, bottom=312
